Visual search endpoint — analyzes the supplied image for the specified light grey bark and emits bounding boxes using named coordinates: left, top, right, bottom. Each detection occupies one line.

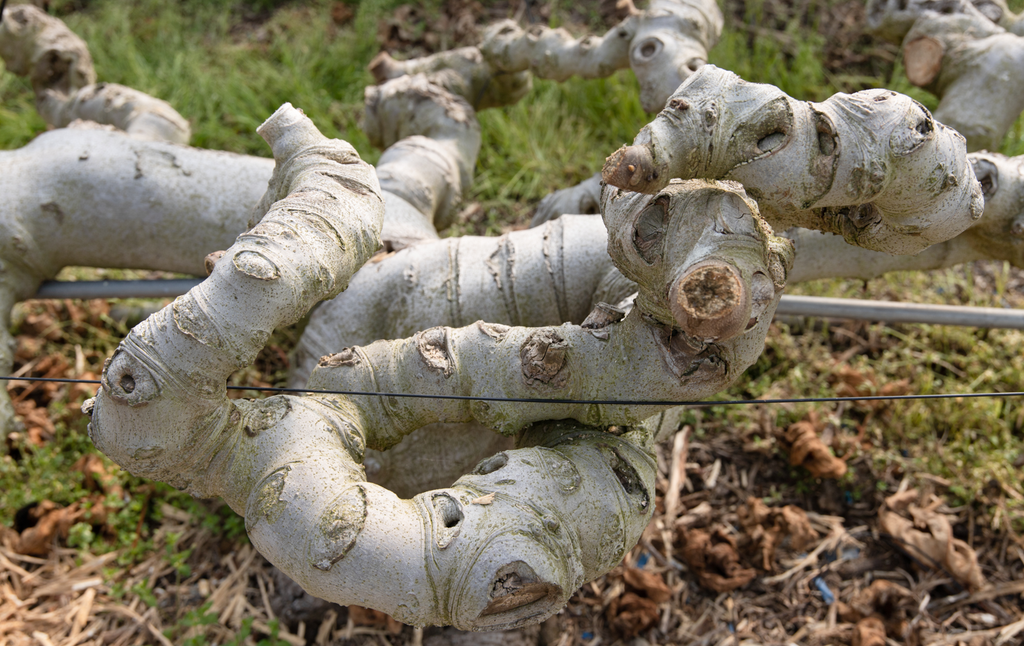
left=971, top=0, right=1024, bottom=34
left=0, top=75, right=481, bottom=436
left=365, top=74, right=481, bottom=237
left=866, top=0, right=985, bottom=43
left=602, top=65, right=984, bottom=255
left=531, top=173, right=603, bottom=227
left=866, top=0, right=1024, bottom=151
left=0, top=4, right=191, bottom=143
left=85, top=108, right=791, bottom=628
left=786, top=153, right=1024, bottom=281
left=369, top=0, right=723, bottom=113
left=902, top=12, right=1024, bottom=152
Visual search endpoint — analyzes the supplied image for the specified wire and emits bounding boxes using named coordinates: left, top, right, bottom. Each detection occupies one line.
left=2, top=375, right=1022, bottom=407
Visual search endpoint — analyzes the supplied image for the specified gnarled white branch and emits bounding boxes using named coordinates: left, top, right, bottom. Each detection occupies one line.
left=369, top=0, right=722, bottom=113
left=84, top=110, right=790, bottom=629
left=602, top=65, right=984, bottom=255
left=901, top=11, right=1024, bottom=152
left=531, top=172, right=603, bottom=227
left=365, top=75, right=481, bottom=238
left=787, top=152, right=1024, bottom=281
left=0, top=4, right=190, bottom=143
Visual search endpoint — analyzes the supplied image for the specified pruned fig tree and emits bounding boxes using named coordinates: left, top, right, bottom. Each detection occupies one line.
left=601, top=65, right=984, bottom=255
left=0, top=4, right=191, bottom=143
left=368, top=0, right=723, bottom=113
left=83, top=102, right=792, bottom=629
left=867, top=0, right=1024, bottom=152
left=0, top=5, right=1012, bottom=629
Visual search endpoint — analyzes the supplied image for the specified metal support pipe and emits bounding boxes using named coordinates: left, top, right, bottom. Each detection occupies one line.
left=774, top=295, right=1024, bottom=329
left=28, top=280, right=1024, bottom=329
left=33, top=278, right=203, bottom=300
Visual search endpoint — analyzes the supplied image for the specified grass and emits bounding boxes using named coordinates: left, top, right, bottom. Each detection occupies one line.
left=2, top=0, right=1024, bottom=562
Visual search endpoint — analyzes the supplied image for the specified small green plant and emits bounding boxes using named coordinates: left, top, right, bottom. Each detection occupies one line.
left=130, top=582, right=158, bottom=608
left=66, top=521, right=95, bottom=549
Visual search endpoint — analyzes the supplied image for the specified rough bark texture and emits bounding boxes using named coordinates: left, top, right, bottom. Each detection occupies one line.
left=787, top=152, right=1024, bottom=282
left=865, top=0, right=984, bottom=43
left=85, top=111, right=791, bottom=628
left=867, top=0, right=1024, bottom=151
left=868, top=0, right=1024, bottom=41
left=903, top=12, right=1024, bottom=152
left=364, top=74, right=481, bottom=238
left=601, top=65, right=984, bottom=255
left=0, top=76, right=480, bottom=436
left=369, top=0, right=722, bottom=113
left=526, top=151, right=1022, bottom=285
left=0, top=4, right=191, bottom=143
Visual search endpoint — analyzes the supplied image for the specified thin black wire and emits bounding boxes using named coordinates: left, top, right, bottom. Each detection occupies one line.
left=2, top=375, right=1023, bottom=407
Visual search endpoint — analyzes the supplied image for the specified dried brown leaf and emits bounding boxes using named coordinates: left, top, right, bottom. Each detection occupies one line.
left=605, top=591, right=659, bottom=639
left=347, top=605, right=403, bottom=634
left=879, top=489, right=985, bottom=592
left=679, top=527, right=756, bottom=592
left=851, top=616, right=886, bottom=646
left=738, top=497, right=820, bottom=570
left=622, top=568, right=671, bottom=603
left=15, top=501, right=84, bottom=556
left=12, top=400, right=54, bottom=446
left=14, top=334, right=43, bottom=362
left=785, top=419, right=847, bottom=479
left=73, top=454, right=124, bottom=499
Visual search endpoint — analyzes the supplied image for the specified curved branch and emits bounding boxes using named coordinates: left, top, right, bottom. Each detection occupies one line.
left=769, top=152, right=1024, bottom=282
left=902, top=11, right=1024, bottom=152
left=365, top=75, right=481, bottom=236
left=86, top=104, right=383, bottom=485
left=531, top=172, right=603, bottom=227
left=370, top=0, right=723, bottom=113
left=86, top=172, right=788, bottom=629
left=602, top=65, right=984, bottom=255
left=0, top=4, right=190, bottom=143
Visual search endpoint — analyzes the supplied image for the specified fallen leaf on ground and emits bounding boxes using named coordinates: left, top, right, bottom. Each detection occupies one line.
left=679, top=526, right=756, bottom=592
left=851, top=616, right=886, bottom=646
left=674, top=501, right=713, bottom=530
left=841, top=580, right=914, bottom=621
left=878, top=489, right=986, bottom=592
left=14, top=334, right=43, bottom=361
left=738, top=497, right=820, bottom=570
left=15, top=500, right=84, bottom=556
left=838, top=580, right=915, bottom=639
left=68, top=371, right=98, bottom=403
left=73, top=454, right=123, bottom=499
left=831, top=365, right=910, bottom=414
left=785, top=416, right=847, bottom=479
left=622, top=567, right=671, bottom=603
left=12, top=399, right=54, bottom=446
left=605, top=591, right=659, bottom=639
